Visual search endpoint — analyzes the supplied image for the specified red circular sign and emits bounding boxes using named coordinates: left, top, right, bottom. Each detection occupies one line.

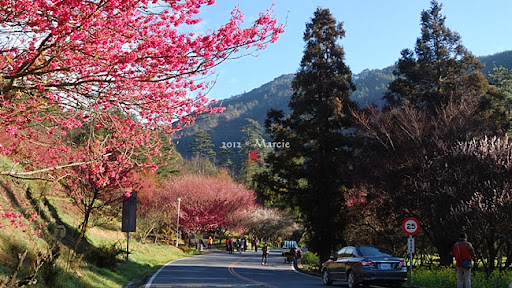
left=402, top=217, right=420, bottom=235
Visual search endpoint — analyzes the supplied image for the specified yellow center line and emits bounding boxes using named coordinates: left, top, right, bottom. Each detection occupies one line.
left=228, top=257, right=279, bottom=288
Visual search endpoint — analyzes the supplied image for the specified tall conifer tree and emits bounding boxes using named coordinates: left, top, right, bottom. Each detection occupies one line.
left=384, top=0, right=507, bottom=135
left=259, top=8, right=357, bottom=262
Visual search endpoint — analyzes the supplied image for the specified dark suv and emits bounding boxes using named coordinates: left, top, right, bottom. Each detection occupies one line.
left=321, top=246, right=407, bottom=288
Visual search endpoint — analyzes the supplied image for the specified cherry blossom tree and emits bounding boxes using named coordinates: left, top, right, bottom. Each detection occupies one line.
left=350, top=98, right=493, bottom=265
left=0, top=0, right=285, bottom=182
left=130, top=172, right=156, bottom=243
left=138, top=181, right=180, bottom=244
left=158, top=173, right=257, bottom=234
left=58, top=149, right=139, bottom=251
left=450, top=137, right=512, bottom=274
left=238, top=207, right=300, bottom=244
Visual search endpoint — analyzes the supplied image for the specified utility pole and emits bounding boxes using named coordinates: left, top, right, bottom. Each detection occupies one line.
left=176, top=197, right=181, bottom=247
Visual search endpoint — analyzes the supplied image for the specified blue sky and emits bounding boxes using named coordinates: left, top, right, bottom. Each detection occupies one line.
left=197, top=0, right=512, bottom=100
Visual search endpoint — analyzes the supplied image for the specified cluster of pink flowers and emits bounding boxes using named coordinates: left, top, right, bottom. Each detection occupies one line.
left=0, top=202, right=47, bottom=235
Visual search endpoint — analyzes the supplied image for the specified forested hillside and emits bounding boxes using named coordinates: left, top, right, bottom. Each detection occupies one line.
left=175, top=50, right=512, bottom=159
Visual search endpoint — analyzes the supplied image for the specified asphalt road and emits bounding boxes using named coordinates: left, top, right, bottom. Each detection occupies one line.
left=143, top=247, right=326, bottom=288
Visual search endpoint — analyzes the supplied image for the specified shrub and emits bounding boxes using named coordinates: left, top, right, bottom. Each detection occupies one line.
left=302, top=251, right=320, bottom=269
left=412, top=267, right=512, bottom=288
left=40, top=260, right=64, bottom=286
left=178, top=245, right=194, bottom=254
left=412, top=266, right=456, bottom=288
left=472, top=269, right=512, bottom=288
left=85, top=242, right=124, bottom=270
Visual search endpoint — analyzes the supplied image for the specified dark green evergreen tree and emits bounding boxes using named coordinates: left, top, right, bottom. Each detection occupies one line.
left=489, top=66, right=512, bottom=136
left=217, top=146, right=235, bottom=171
left=154, top=132, right=182, bottom=179
left=384, top=0, right=507, bottom=135
left=188, top=130, right=216, bottom=160
left=258, top=8, right=357, bottom=262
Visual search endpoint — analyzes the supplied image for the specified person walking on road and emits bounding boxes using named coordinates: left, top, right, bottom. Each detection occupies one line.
left=261, top=243, right=269, bottom=265
left=241, top=238, right=246, bottom=252
left=453, top=232, right=475, bottom=288
left=228, top=238, right=234, bottom=254
left=236, top=239, right=242, bottom=254
left=208, top=236, right=213, bottom=250
left=254, top=237, right=259, bottom=252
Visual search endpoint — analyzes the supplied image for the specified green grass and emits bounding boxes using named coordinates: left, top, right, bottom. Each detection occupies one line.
left=1, top=217, right=196, bottom=288
left=411, top=267, right=512, bottom=288
left=411, top=266, right=456, bottom=287
left=50, top=208, right=198, bottom=287
left=122, top=245, right=193, bottom=281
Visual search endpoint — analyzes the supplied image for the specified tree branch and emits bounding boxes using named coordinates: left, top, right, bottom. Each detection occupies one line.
left=0, top=154, right=112, bottom=181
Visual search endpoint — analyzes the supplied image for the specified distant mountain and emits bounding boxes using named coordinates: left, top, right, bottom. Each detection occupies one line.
left=175, top=50, right=512, bottom=159
left=479, top=50, right=512, bottom=76
left=175, top=73, right=295, bottom=157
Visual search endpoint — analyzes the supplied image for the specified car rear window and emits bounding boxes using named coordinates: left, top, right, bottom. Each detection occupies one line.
left=358, top=246, right=393, bottom=257
left=282, top=240, right=298, bottom=248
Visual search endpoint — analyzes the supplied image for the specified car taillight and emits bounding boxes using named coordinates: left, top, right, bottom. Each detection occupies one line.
left=360, top=260, right=375, bottom=268
left=397, top=260, right=406, bottom=268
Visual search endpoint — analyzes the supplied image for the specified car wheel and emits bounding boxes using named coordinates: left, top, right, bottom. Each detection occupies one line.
left=321, top=269, right=333, bottom=285
left=347, top=271, right=359, bottom=288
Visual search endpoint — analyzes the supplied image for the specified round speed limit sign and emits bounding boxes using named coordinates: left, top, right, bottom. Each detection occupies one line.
left=402, top=217, right=420, bottom=236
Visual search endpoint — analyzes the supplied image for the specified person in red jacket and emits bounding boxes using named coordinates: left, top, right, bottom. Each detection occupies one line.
left=453, top=232, right=475, bottom=288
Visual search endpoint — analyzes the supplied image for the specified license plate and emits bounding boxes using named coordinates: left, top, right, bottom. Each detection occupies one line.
left=379, top=263, right=392, bottom=270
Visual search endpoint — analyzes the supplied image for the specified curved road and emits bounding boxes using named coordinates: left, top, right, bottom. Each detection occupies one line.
left=144, top=248, right=326, bottom=288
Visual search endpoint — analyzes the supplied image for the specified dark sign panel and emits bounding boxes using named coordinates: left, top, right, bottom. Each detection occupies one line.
left=122, top=192, right=137, bottom=232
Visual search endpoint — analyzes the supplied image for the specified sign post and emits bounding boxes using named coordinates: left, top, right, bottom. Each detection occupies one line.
left=402, top=217, right=420, bottom=286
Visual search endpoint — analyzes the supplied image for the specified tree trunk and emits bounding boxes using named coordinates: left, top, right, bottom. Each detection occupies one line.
left=74, top=208, right=91, bottom=253
left=73, top=188, right=99, bottom=253
left=434, top=237, right=453, bottom=267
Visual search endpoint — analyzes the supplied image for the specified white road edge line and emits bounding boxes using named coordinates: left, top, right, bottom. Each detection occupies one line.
left=292, top=263, right=321, bottom=279
left=144, top=258, right=180, bottom=288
